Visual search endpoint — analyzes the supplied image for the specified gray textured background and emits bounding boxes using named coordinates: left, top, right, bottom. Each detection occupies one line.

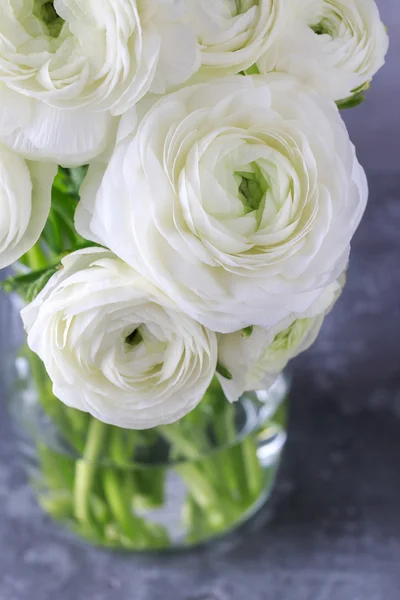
left=0, top=3, right=399, bottom=599
left=344, top=0, right=399, bottom=172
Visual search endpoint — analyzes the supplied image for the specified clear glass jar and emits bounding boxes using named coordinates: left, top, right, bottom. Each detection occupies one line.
left=3, top=295, right=290, bottom=551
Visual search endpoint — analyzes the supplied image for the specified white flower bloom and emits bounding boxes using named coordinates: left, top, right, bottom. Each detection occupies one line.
left=21, top=248, right=217, bottom=430
left=76, top=75, right=367, bottom=334
left=0, top=144, right=56, bottom=269
left=184, top=0, right=285, bottom=76
left=217, top=277, right=344, bottom=402
left=0, top=0, right=199, bottom=164
left=258, top=0, right=389, bottom=102
left=217, top=278, right=343, bottom=402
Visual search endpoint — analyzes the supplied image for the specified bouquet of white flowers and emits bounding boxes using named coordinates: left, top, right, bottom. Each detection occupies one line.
left=0, top=0, right=388, bottom=550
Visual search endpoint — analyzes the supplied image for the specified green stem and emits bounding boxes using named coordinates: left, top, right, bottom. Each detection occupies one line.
left=161, top=401, right=257, bottom=529
left=239, top=437, right=263, bottom=501
left=102, top=468, right=140, bottom=540
left=176, top=463, right=227, bottom=528
left=109, top=427, right=136, bottom=466
left=212, top=402, right=245, bottom=502
left=102, top=465, right=169, bottom=548
left=74, top=418, right=108, bottom=523
left=63, top=405, right=89, bottom=440
left=159, top=427, right=199, bottom=460
left=26, top=349, right=86, bottom=453
left=25, top=244, right=48, bottom=270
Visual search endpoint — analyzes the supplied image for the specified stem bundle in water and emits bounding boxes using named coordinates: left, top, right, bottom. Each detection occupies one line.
left=17, top=350, right=287, bottom=550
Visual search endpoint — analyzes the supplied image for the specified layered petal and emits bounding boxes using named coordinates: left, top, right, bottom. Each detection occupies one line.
left=0, top=144, right=56, bottom=268
left=77, top=75, right=367, bottom=334
left=21, top=248, right=218, bottom=430
left=0, top=85, right=114, bottom=166
left=216, top=277, right=343, bottom=402
left=258, top=0, right=389, bottom=102
left=184, top=0, right=285, bottom=76
left=0, top=0, right=199, bottom=162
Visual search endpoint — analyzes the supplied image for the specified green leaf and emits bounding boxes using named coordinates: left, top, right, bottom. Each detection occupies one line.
left=337, top=81, right=370, bottom=110
left=53, top=166, right=88, bottom=197
left=337, top=93, right=366, bottom=110
left=31, top=166, right=88, bottom=259
left=1, top=265, right=58, bottom=302
left=216, top=362, right=233, bottom=381
left=69, top=166, right=88, bottom=193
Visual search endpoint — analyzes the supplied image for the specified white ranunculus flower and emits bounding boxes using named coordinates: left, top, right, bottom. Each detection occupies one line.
left=76, top=75, right=367, bottom=334
left=0, top=0, right=199, bottom=164
left=216, top=278, right=343, bottom=402
left=258, top=0, right=389, bottom=102
left=21, top=248, right=217, bottom=430
left=0, top=144, right=56, bottom=269
left=184, top=0, right=285, bottom=76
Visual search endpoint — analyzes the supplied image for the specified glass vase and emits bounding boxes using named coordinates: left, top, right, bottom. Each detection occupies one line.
left=3, top=296, right=290, bottom=551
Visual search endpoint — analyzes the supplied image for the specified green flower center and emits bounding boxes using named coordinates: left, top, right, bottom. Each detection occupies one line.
left=269, top=318, right=312, bottom=354
left=235, top=162, right=269, bottom=213
left=310, top=2, right=344, bottom=39
left=311, top=18, right=334, bottom=36
left=33, top=0, right=64, bottom=37
left=125, top=329, right=143, bottom=349
left=232, top=0, right=258, bottom=16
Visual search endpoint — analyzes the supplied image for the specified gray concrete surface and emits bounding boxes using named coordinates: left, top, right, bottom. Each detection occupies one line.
left=343, top=1, right=400, bottom=173
left=0, top=2, right=399, bottom=598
